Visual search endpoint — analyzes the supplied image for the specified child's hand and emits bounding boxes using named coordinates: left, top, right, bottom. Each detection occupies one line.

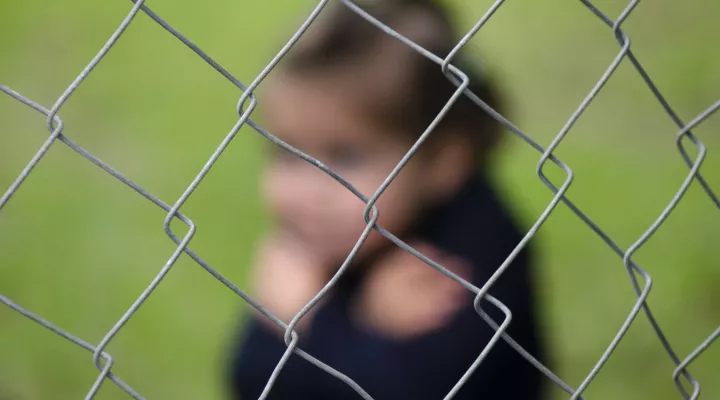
left=355, top=243, right=471, bottom=339
left=252, top=232, right=331, bottom=331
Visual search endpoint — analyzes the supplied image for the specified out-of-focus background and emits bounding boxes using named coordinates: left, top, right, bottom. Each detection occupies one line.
left=1, top=0, right=718, bottom=399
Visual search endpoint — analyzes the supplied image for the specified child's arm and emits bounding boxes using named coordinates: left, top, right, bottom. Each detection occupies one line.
left=228, top=232, right=334, bottom=399
left=342, top=243, right=542, bottom=399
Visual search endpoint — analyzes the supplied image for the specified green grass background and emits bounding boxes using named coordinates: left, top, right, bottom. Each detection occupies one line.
left=1, top=0, right=718, bottom=399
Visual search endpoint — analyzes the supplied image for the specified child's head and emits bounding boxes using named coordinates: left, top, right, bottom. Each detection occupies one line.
left=260, top=0, right=504, bottom=264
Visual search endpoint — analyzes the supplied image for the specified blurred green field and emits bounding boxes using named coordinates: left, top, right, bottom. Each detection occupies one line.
left=1, top=1, right=718, bottom=399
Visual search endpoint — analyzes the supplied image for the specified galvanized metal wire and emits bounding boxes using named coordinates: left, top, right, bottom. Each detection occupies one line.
left=1, top=0, right=718, bottom=399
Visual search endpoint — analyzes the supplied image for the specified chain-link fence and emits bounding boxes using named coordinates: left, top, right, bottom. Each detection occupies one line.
left=1, top=0, right=718, bottom=399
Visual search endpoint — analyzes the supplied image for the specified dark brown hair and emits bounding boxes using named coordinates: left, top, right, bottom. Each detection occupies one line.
left=282, top=0, right=504, bottom=163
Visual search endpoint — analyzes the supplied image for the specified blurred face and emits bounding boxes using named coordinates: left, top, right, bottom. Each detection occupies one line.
left=260, top=74, right=441, bottom=265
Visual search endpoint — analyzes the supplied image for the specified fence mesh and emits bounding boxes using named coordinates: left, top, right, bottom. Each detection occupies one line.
left=1, top=0, right=718, bottom=399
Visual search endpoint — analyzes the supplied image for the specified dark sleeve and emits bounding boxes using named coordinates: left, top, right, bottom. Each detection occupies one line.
left=229, top=253, right=542, bottom=400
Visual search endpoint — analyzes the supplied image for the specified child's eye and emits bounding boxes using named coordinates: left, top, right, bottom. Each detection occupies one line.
left=270, top=147, right=299, bottom=165
left=327, top=146, right=367, bottom=170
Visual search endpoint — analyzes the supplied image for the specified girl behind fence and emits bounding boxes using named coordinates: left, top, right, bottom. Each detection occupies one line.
left=229, top=1, right=546, bottom=398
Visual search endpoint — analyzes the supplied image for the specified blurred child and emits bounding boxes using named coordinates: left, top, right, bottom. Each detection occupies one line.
left=228, top=0, right=545, bottom=398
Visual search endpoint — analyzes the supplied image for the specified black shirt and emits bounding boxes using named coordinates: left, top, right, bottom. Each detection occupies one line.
left=229, top=172, right=545, bottom=399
